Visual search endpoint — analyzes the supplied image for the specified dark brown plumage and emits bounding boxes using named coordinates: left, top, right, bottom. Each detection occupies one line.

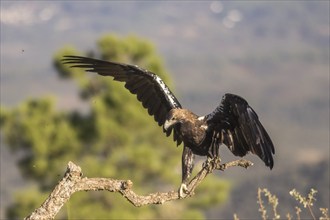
left=62, top=55, right=275, bottom=198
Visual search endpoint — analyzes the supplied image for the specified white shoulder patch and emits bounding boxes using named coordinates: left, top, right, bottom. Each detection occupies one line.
left=154, top=75, right=180, bottom=108
left=198, top=116, right=205, bottom=121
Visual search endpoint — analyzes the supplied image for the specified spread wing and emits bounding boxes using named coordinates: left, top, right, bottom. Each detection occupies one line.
left=62, top=55, right=182, bottom=145
left=206, top=93, right=275, bottom=169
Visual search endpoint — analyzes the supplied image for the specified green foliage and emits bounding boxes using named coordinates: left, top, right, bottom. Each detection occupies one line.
left=1, top=98, right=80, bottom=188
left=1, top=34, right=230, bottom=219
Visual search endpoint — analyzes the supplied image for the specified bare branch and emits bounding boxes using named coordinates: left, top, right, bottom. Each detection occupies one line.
left=24, top=159, right=253, bottom=219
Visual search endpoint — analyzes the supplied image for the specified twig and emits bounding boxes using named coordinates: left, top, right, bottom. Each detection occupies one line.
left=24, top=159, right=253, bottom=219
left=258, top=188, right=268, bottom=220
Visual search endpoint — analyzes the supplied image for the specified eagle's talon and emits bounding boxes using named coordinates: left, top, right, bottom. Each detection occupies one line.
left=214, top=156, right=221, bottom=166
left=203, top=157, right=220, bottom=172
left=202, top=157, right=212, bottom=169
left=178, top=183, right=189, bottom=198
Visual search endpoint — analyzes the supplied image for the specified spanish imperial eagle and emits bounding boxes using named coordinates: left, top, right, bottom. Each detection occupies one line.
left=62, top=56, right=275, bottom=198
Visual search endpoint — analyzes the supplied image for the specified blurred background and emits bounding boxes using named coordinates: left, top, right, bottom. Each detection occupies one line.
left=1, top=1, right=329, bottom=219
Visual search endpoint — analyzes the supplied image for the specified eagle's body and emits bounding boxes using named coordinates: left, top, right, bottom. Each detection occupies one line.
left=63, top=55, right=275, bottom=198
left=166, top=109, right=208, bottom=154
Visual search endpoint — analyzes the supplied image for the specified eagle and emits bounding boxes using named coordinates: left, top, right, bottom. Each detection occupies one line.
left=62, top=55, right=275, bottom=198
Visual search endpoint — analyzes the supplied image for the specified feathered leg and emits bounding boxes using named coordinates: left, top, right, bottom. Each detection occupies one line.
left=179, top=145, right=194, bottom=198
left=204, top=131, right=221, bottom=171
left=208, top=131, right=221, bottom=158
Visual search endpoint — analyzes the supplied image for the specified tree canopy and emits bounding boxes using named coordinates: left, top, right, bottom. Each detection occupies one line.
left=1, top=34, right=230, bottom=219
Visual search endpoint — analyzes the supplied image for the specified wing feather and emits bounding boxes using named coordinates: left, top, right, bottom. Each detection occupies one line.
left=139, top=88, right=154, bottom=108
left=62, top=55, right=182, bottom=145
left=124, top=76, right=147, bottom=92
left=206, top=93, right=275, bottom=169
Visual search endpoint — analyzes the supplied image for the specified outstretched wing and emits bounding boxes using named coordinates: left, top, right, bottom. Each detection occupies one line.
left=62, top=55, right=182, bottom=145
left=206, top=93, right=275, bottom=169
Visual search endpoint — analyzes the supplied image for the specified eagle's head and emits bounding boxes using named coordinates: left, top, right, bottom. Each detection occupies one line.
left=164, top=109, right=196, bottom=131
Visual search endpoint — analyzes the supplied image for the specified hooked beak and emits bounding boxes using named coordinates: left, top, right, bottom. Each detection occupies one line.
left=163, top=119, right=177, bottom=131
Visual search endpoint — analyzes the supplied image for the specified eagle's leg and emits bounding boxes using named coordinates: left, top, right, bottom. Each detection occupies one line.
left=179, top=146, right=195, bottom=198
left=204, top=130, right=222, bottom=171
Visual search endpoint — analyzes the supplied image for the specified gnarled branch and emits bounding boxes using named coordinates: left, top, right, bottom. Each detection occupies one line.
left=24, top=159, right=253, bottom=220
